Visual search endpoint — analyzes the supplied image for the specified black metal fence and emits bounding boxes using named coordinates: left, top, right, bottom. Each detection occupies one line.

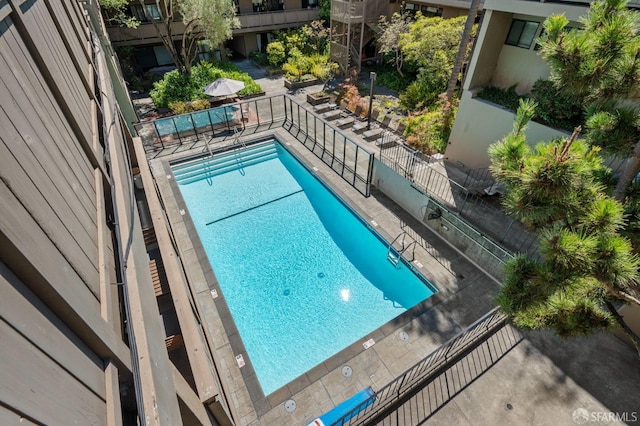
left=134, top=95, right=374, bottom=197
left=378, top=142, right=539, bottom=257
left=330, top=308, right=508, bottom=426
left=134, top=96, right=287, bottom=151
left=282, top=97, right=374, bottom=197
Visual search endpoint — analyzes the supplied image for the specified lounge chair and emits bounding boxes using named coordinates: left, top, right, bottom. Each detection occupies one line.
left=352, top=121, right=368, bottom=132
left=322, top=109, right=342, bottom=120
left=363, top=128, right=383, bottom=140
left=336, top=116, right=355, bottom=127
left=313, top=104, right=330, bottom=113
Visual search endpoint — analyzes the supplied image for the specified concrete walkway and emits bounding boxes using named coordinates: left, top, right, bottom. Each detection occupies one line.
left=379, top=327, right=640, bottom=425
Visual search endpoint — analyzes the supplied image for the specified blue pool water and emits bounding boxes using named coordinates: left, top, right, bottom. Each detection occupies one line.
left=154, top=105, right=238, bottom=136
left=173, top=140, right=436, bottom=395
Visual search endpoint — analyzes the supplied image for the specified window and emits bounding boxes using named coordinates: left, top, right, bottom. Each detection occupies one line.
left=505, top=19, right=540, bottom=49
left=130, top=4, right=162, bottom=22
left=421, top=6, right=442, bottom=17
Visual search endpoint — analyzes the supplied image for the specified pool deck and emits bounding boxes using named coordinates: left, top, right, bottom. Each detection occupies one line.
left=140, top=61, right=640, bottom=426
left=151, top=128, right=503, bottom=425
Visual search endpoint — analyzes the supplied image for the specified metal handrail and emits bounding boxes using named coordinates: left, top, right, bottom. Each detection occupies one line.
left=331, top=308, right=507, bottom=426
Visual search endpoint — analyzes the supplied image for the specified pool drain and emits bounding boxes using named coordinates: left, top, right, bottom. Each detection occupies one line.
left=317, top=272, right=325, bottom=278
left=399, top=331, right=409, bottom=342
left=283, top=289, right=291, bottom=296
left=284, top=399, right=296, bottom=413
left=341, top=365, right=353, bottom=378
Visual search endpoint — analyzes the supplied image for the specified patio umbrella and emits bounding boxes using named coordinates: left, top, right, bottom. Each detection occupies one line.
left=204, top=78, right=245, bottom=97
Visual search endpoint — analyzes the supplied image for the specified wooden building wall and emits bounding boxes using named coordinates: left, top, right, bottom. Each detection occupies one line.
left=0, top=0, right=130, bottom=423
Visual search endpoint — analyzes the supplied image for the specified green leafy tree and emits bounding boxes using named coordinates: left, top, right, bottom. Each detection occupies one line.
left=140, top=0, right=238, bottom=73
left=302, top=20, right=331, bottom=54
left=377, top=12, right=412, bottom=76
left=318, top=0, right=330, bottom=24
left=309, top=54, right=338, bottom=88
left=539, top=0, right=640, bottom=201
left=490, top=99, right=640, bottom=355
left=99, top=0, right=139, bottom=28
left=398, top=14, right=468, bottom=110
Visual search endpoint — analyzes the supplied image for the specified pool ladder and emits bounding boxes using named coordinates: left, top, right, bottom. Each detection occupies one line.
left=387, top=230, right=417, bottom=267
left=233, top=128, right=247, bottom=175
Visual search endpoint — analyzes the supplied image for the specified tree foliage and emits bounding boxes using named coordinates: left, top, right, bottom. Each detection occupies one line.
left=150, top=61, right=262, bottom=107
left=490, top=99, right=640, bottom=354
left=268, top=21, right=336, bottom=83
left=99, top=0, right=139, bottom=28
left=404, top=97, right=458, bottom=155
left=377, top=12, right=412, bottom=76
left=538, top=0, right=640, bottom=201
left=136, top=0, right=238, bottom=73
left=396, top=14, right=471, bottom=110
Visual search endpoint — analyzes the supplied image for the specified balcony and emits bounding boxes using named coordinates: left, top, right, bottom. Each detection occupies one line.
left=107, top=22, right=188, bottom=45
left=234, top=8, right=319, bottom=33
left=331, top=0, right=388, bottom=23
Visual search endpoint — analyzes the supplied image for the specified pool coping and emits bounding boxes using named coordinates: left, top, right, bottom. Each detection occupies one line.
left=151, top=128, right=499, bottom=425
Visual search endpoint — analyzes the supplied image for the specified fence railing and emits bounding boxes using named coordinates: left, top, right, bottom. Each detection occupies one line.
left=330, top=308, right=508, bottom=426
left=135, top=95, right=375, bottom=197
left=283, top=97, right=374, bottom=197
left=134, top=96, right=287, bottom=151
left=378, top=142, right=539, bottom=257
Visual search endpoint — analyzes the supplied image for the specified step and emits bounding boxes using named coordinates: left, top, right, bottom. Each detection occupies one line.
left=176, top=153, right=279, bottom=185
left=387, top=250, right=400, bottom=266
left=173, top=145, right=278, bottom=182
left=173, top=142, right=277, bottom=177
left=174, top=147, right=278, bottom=183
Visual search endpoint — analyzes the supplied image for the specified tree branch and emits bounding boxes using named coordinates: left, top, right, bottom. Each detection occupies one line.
left=604, top=301, right=640, bottom=358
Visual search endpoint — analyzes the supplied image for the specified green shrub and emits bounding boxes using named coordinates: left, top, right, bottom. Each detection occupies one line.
left=249, top=51, right=268, bottom=66
left=530, top=79, right=583, bottom=131
left=168, top=99, right=211, bottom=115
left=375, top=67, right=414, bottom=93
left=404, top=99, right=457, bottom=155
left=267, top=41, right=286, bottom=67
left=476, top=80, right=584, bottom=132
left=150, top=61, right=262, bottom=107
left=476, top=84, right=521, bottom=112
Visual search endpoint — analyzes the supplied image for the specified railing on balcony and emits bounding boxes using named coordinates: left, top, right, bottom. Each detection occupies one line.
left=331, top=0, right=388, bottom=22
left=235, top=8, right=319, bottom=31
left=523, top=0, right=640, bottom=6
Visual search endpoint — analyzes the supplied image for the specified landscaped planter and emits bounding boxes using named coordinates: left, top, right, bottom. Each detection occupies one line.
left=239, top=91, right=266, bottom=100
left=306, top=92, right=331, bottom=105
left=284, top=77, right=321, bottom=90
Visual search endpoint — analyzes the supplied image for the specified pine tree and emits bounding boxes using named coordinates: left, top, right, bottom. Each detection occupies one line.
left=490, top=99, right=640, bottom=355
left=538, top=0, right=640, bottom=201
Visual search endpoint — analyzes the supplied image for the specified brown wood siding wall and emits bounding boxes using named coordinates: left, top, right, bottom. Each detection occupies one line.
left=0, top=264, right=108, bottom=425
left=0, top=14, right=100, bottom=298
left=12, top=0, right=94, bottom=144
left=0, top=0, right=131, bottom=423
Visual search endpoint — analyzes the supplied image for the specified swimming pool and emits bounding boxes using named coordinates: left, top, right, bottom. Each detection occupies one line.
left=172, top=140, right=436, bottom=395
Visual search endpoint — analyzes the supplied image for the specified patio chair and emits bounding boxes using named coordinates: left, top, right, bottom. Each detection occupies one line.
left=336, top=115, right=356, bottom=127
left=322, top=109, right=342, bottom=121
left=363, top=127, right=383, bottom=140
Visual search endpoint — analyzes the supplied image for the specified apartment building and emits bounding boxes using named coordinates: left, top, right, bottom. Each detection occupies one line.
left=330, top=0, right=474, bottom=73
left=446, top=0, right=640, bottom=170
left=104, top=0, right=320, bottom=70
left=103, top=0, right=474, bottom=74
left=0, top=0, right=236, bottom=424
